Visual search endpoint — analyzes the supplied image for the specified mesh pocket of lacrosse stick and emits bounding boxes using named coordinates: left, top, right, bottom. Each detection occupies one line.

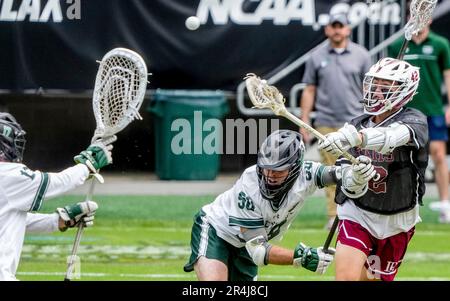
left=404, top=0, right=437, bottom=40
left=244, top=73, right=286, bottom=115
left=92, top=48, right=148, bottom=142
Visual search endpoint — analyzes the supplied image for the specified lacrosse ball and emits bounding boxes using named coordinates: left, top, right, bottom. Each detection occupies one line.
left=185, top=16, right=200, bottom=31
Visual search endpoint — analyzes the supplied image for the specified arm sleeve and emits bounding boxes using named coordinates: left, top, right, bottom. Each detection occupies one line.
left=301, top=57, right=317, bottom=85
left=6, top=164, right=89, bottom=212
left=25, top=213, right=60, bottom=233
left=303, top=161, right=328, bottom=193
left=44, top=164, right=89, bottom=200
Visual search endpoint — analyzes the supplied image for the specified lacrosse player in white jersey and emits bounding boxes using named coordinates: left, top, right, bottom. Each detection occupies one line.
left=0, top=112, right=114, bottom=281
left=184, top=129, right=376, bottom=280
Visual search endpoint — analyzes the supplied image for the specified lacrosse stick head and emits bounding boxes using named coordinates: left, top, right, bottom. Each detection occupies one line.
left=92, top=48, right=148, bottom=142
left=244, top=73, right=286, bottom=116
left=404, top=0, right=436, bottom=40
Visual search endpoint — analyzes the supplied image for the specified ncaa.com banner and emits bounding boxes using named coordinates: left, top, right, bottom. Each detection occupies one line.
left=0, top=0, right=448, bottom=92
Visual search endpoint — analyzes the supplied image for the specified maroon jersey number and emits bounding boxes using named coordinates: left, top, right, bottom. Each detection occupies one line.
left=368, top=166, right=388, bottom=194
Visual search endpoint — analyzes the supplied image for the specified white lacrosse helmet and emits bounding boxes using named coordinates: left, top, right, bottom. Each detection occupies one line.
left=362, top=57, right=420, bottom=115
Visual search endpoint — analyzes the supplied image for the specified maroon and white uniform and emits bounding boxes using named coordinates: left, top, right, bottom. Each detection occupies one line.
left=335, top=107, right=428, bottom=281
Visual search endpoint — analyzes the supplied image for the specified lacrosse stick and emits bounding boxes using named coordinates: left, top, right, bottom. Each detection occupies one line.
left=398, top=0, right=437, bottom=59
left=245, top=73, right=361, bottom=253
left=245, top=73, right=360, bottom=165
left=64, top=48, right=148, bottom=281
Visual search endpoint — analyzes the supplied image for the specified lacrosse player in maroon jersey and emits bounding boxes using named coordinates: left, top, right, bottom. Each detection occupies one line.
left=318, top=57, right=429, bottom=281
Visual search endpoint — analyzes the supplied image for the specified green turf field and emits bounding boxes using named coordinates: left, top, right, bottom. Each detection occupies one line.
left=17, top=195, right=450, bottom=281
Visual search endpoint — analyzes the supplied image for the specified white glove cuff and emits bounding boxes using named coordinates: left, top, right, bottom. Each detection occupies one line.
left=339, top=123, right=362, bottom=147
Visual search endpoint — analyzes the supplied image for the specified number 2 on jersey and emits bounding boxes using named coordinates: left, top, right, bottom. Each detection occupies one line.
left=368, top=166, right=388, bottom=194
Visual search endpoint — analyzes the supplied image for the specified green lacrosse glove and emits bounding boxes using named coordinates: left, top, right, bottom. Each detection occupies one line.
left=74, top=143, right=112, bottom=173
left=293, top=242, right=335, bottom=274
left=56, top=201, right=98, bottom=232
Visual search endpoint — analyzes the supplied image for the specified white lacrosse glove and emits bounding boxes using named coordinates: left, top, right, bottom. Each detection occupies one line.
left=352, top=155, right=376, bottom=184
left=293, top=243, right=335, bottom=274
left=56, top=201, right=98, bottom=232
left=318, top=123, right=362, bottom=156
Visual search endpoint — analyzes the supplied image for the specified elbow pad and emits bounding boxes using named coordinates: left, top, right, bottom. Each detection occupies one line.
left=245, top=235, right=272, bottom=266
left=360, top=123, right=410, bottom=154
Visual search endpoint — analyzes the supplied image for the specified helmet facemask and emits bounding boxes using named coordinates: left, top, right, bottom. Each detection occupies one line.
left=257, top=157, right=302, bottom=210
left=362, top=58, right=420, bottom=116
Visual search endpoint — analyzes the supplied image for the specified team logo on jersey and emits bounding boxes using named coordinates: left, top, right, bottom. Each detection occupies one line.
left=422, top=45, right=434, bottom=55
left=355, top=148, right=394, bottom=162
left=320, top=60, right=328, bottom=68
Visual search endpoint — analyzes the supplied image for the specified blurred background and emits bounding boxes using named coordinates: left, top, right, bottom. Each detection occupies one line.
left=1, top=0, right=449, bottom=176
left=3, top=0, right=450, bottom=281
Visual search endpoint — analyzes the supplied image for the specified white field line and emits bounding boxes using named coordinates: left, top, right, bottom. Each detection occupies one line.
left=404, top=252, right=450, bottom=262
left=27, top=227, right=450, bottom=235
left=22, top=243, right=450, bottom=263
left=15, top=271, right=450, bottom=281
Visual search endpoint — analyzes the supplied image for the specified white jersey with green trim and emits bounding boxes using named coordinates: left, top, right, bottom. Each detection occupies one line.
left=202, top=161, right=325, bottom=248
left=0, top=162, right=89, bottom=281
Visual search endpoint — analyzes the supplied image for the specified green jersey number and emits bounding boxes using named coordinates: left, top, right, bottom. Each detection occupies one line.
left=304, top=161, right=313, bottom=181
left=238, top=191, right=255, bottom=211
left=20, top=167, right=36, bottom=181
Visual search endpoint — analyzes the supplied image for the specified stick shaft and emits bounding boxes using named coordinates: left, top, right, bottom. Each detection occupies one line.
left=280, top=109, right=353, bottom=254
left=323, top=216, right=339, bottom=252
left=282, top=109, right=359, bottom=164
left=397, top=38, right=410, bottom=60
left=64, top=178, right=96, bottom=281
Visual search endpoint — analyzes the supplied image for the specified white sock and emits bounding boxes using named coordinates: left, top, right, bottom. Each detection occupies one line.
left=441, top=200, right=450, bottom=212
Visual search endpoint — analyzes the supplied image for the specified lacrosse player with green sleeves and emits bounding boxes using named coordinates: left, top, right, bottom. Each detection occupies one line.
left=184, top=129, right=376, bottom=280
left=0, top=112, right=113, bottom=281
